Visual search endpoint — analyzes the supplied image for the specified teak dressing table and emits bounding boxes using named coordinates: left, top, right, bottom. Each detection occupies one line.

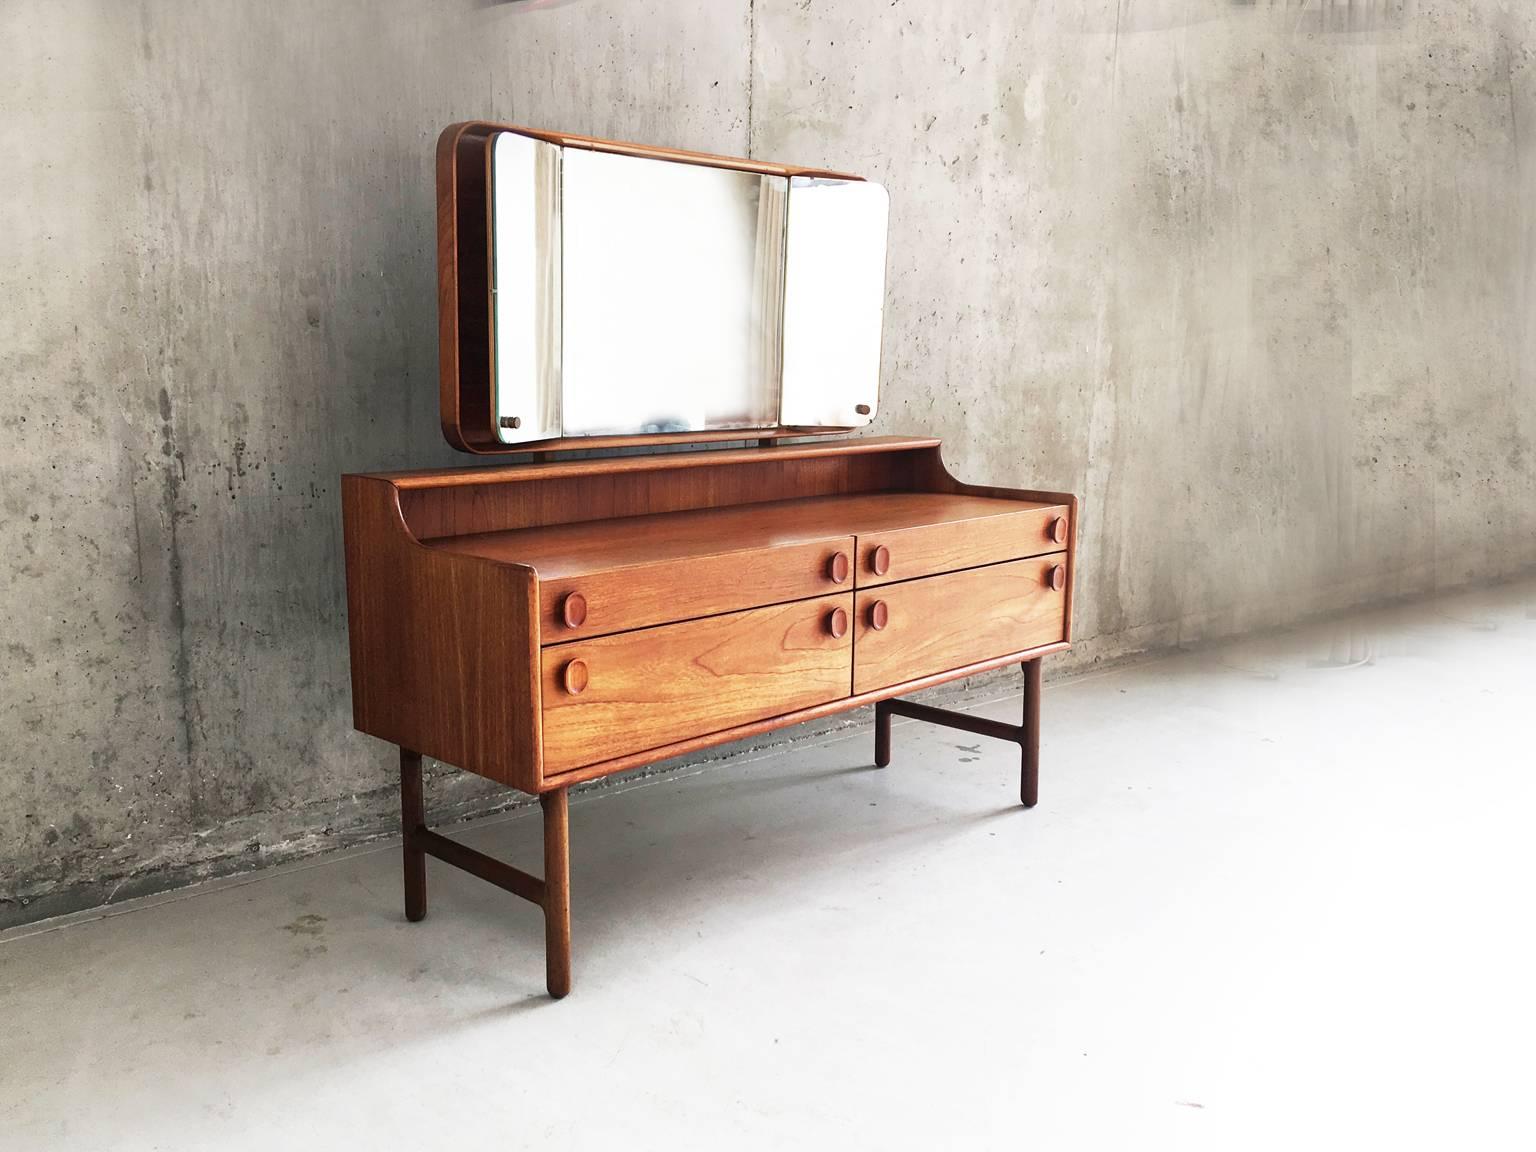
left=342, top=123, right=1078, bottom=997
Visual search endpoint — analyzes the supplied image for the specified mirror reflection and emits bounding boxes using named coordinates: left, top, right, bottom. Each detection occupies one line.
left=781, top=176, right=889, bottom=428
left=490, top=132, right=887, bottom=444
left=561, top=150, right=784, bottom=438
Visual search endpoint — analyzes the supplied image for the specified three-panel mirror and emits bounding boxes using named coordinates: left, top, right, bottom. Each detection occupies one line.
left=441, top=124, right=889, bottom=451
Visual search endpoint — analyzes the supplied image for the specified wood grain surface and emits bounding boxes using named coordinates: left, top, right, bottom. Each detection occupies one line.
left=343, top=438, right=1079, bottom=792
left=342, top=475, right=542, bottom=791
left=853, top=503, right=1069, bottom=587
left=540, top=592, right=854, bottom=772
left=393, top=438, right=934, bottom=541
left=852, top=557, right=1068, bottom=694
left=425, top=489, right=1066, bottom=641
left=534, top=537, right=855, bottom=642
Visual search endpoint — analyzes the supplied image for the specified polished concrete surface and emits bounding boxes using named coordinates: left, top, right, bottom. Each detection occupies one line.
left=4, top=579, right=1534, bottom=1151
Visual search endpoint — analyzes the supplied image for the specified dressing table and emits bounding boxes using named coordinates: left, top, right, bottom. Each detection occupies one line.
left=342, top=122, right=1078, bottom=997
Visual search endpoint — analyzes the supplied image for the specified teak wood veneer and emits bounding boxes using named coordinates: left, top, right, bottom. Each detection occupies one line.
left=342, top=436, right=1078, bottom=997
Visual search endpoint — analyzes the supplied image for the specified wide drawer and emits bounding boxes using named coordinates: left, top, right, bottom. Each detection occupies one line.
left=852, top=556, right=1068, bottom=694
left=541, top=592, right=855, bottom=774
left=856, top=504, right=1070, bottom=588
left=539, top=536, right=855, bottom=642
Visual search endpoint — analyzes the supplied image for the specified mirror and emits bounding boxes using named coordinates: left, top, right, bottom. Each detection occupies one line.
left=490, top=132, right=562, bottom=443
left=488, top=130, right=888, bottom=446
left=560, top=150, right=784, bottom=438
left=780, top=176, right=889, bottom=428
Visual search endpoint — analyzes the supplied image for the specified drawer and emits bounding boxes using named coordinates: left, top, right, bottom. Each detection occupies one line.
left=539, top=536, right=856, bottom=642
left=541, top=592, right=855, bottom=774
left=856, top=505, right=1070, bottom=587
left=852, top=556, right=1068, bottom=694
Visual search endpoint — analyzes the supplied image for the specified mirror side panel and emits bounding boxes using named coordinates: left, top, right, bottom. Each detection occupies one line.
left=779, top=178, right=890, bottom=429
left=491, top=131, right=563, bottom=444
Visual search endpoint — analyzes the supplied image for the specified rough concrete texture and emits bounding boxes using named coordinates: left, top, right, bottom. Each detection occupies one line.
left=3, top=1, right=1534, bottom=925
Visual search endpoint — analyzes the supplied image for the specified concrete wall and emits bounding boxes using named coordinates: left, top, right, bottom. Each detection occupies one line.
left=4, top=0, right=1534, bottom=926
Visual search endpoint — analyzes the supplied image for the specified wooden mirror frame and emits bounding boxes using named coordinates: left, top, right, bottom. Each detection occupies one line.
left=436, top=121, right=874, bottom=455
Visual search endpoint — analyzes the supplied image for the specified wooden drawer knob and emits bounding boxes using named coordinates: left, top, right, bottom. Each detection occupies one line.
left=561, top=659, right=589, bottom=696
left=870, top=545, right=891, bottom=576
left=1050, top=515, right=1068, bottom=545
left=868, top=600, right=889, bottom=631
left=1049, top=564, right=1066, bottom=592
left=560, top=592, right=587, bottom=629
left=826, top=606, right=849, bottom=639
left=826, top=552, right=850, bottom=584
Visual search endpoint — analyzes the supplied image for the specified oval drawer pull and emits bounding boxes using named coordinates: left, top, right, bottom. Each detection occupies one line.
left=560, top=592, right=588, bottom=629
left=561, top=659, right=589, bottom=696
left=826, top=552, right=850, bottom=584
left=870, top=545, right=891, bottom=576
left=1050, top=515, right=1068, bottom=545
left=1049, top=564, right=1066, bottom=593
left=868, top=600, right=889, bottom=631
left=826, top=606, right=849, bottom=639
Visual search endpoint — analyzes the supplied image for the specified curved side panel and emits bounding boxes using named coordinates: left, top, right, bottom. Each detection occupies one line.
left=437, top=122, right=496, bottom=453
left=912, top=444, right=1080, bottom=644
left=342, top=474, right=543, bottom=790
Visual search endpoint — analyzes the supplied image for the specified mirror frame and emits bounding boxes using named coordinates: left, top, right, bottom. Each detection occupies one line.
left=436, top=120, right=881, bottom=455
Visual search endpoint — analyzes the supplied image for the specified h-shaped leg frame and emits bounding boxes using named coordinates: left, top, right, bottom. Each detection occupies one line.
left=397, top=660, right=1040, bottom=999
left=399, top=749, right=572, bottom=998
left=874, top=658, right=1042, bottom=807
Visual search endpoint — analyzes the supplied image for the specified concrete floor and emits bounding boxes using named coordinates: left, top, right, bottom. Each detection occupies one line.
left=3, top=580, right=1535, bottom=1151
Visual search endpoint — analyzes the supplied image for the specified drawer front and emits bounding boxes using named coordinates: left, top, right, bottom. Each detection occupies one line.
left=852, top=556, right=1068, bottom=694
left=856, top=506, right=1070, bottom=588
left=539, top=536, right=855, bottom=643
left=541, top=592, right=854, bottom=774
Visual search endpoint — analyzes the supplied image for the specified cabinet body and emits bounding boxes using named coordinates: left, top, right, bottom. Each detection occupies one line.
left=389, top=122, right=1077, bottom=997
left=342, top=437, right=1077, bottom=794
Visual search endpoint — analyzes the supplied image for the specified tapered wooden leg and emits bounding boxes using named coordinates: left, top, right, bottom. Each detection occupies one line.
left=1020, top=659, right=1041, bottom=808
left=397, top=754, right=570, bottom=995
left=400, top=748, right=427, bottom=922
left=874, top=698, right=892, bottom=767
left=541, top=788, right=572, bottom=999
